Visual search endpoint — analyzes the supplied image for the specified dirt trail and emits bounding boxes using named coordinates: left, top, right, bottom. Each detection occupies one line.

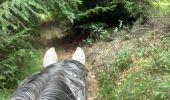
left=40, top=20, right=97, bottom=100
left=41, top=20, right=77, bottom=59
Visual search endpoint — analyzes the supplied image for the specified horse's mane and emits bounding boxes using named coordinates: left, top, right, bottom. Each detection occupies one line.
left=11, top=60, right=87, bottom=100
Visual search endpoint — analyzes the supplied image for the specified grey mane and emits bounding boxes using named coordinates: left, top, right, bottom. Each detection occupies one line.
left=11, top=60, right=87, bottom=100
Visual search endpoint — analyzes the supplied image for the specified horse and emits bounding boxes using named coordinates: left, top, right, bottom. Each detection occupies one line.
left=10, top=47, right=87, bottom=100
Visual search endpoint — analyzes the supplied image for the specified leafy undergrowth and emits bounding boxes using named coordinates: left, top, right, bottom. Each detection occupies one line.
left=95, top=32, right=170, bottom=99
left=0, top=89, right=12, bottom=100
left=96, top=32, right=170, bottom=100
left=0, top=55, right=42, bottom=100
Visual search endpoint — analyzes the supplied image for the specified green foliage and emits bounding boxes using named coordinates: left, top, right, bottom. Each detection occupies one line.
left=0, top=0, right=82, bottom=89
left=0, top=0, right=41, bottom=87
left=80, top=22, right=109, bottom=45
left=0, top=29, right=35, bottom=88
left=75, top=0, right=151, bottom=24
left=0, top=0, right=81, bottom=29
left=155, top=74, right=170, bottom=99
left=73, top=0, right=152, bottom=45
left=0, top=0, right=43, bottom=30
left=76, top=5, right=116, bottom=21
left=113, top=50, right=133, bottom=71
left=97, top=32, right=170, bottom=99
left=79, top=0, right=113, bottom=10
left=113, top=71, right=155, bottom=99
left=0, top=0, right=168, bottom=98
left=97, top=49, right=133, bottom=99
left=0, top=89, right=11, bottom=100
left=38, top=0, right=81, bottom=23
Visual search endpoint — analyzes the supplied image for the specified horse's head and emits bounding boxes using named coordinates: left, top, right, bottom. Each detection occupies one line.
left=11, top=47, right=87, bottom=100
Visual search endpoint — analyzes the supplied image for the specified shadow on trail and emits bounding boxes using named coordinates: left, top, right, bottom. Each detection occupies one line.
left=41, top=20, right=88, bottom=60
left=50, top=33, right=88, bottom=60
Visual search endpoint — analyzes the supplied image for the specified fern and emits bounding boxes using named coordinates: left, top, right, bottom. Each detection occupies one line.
left=0, top=0, right=44, bottom=30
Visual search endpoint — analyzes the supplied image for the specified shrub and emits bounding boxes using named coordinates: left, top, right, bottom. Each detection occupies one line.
left=97, top=32, right=170, bottom=99
left=97, top=49, right=132, bottom=99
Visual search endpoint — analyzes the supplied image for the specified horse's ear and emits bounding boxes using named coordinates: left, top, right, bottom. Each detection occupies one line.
left=43, top=47, right=58, bottom=67
left=72, top=47, right=85, bottom=65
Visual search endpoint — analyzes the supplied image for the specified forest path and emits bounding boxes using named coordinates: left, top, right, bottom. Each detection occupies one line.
left=39, top=20, right=97, bottom=100
left=40, top=20, right=86, bottom=60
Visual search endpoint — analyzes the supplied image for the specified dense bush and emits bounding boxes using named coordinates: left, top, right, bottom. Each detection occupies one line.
left=72, top=0, right=152, bottom=44
left=76, top=0, right=152, bottom=25
left=0, top=0, right=81, bottom=89
left=0, top=0, right=42, bottom=88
